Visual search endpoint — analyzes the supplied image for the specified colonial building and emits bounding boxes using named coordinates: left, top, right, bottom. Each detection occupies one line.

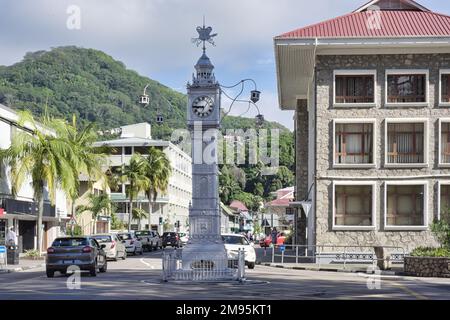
left=265, top=186, right=295, bottom=234
left=0, top=103, right=69, bottom=252
left=94, top=123, right=192, bottom=234
left=274, top=0, right=450, bottom=252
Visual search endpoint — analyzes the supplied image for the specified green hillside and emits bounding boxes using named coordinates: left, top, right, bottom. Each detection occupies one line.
left=0, top=46, right=294, bottom=207
left=0, top=46, right=290, bottom=139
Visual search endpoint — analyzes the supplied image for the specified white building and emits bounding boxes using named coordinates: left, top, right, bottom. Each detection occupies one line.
left=0, top=103, right=68, bottom=253
left=94, top=123, right=192, bottom=234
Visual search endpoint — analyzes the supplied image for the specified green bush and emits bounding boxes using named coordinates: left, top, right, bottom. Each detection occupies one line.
left=431, top=209, right=450, bottom=249
left=410, top=247, right=450, bottom=257
left=24, top=249, right=41, bottom=259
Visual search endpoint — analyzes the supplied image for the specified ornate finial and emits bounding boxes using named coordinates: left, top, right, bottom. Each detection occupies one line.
left=191, top=18, right=218, bottom=53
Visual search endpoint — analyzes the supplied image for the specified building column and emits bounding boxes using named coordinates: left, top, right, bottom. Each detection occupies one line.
left=295, top=99, right=309, bottom=246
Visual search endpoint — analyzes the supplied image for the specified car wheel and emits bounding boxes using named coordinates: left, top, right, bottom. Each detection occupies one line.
left=46, top=269, right=54, bottom=278
left=248, top=262, right=255, bottom=269
left=60, top=270, right=67, bottom=276
left=99, top=260, right=107, bottom=273
left=90, top=264, right=97, bottom=277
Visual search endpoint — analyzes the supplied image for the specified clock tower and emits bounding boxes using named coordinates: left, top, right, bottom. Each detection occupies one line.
left=181, top=24, right=230, bottom=274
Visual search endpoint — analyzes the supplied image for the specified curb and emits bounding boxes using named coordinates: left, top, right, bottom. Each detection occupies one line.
left=258, top=262, right=403, bottom=277
left=0, top=263, right=45, bottom=273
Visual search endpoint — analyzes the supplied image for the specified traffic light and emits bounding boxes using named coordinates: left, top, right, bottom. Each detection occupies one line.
left=159, top=217, right=163, bottom=225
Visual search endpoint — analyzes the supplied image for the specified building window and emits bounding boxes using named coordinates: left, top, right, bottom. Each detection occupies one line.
left=440, top=71, right=450, bottom=105
left=134, top=146, right=149, bottom=155
left=334, top=121, right=374, bottom=166
left=385, top=183, right=427, bottom=228
left=334, top=71, right=376, bottom=106
left=439, top=183, right=450, bottom=219
left=124, top=147, right=133, bottom=155
left=386, top=70, right=428, bottom=104
left=109, top=147, right=122, bottom=155
left=440, top=121, right=450, bottom=165
left=386, top=121, right=426, bottom=165
left=333, top=183, right=375, bottom=229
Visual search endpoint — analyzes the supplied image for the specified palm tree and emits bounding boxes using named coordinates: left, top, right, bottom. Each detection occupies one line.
left=0, top=111, right=78, bottom=255
left=143, top=147, right=171, bottom=231
left=76, top=193, right=111, bottom=234
left=132, top=207, right=148, bottom=230
left=52, top=115, right=107, bottom=216
left=119, top=154, right=149, bottom=231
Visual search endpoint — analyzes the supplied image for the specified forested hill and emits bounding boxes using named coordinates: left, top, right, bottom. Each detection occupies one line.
left=0, top=46, right=294, bottom=209
left=0, top=46, right=290, bottom=139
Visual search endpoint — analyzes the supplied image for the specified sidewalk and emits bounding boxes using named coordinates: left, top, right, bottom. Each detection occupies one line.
left=0, top=258, right=45, bottom=273
left=257, top=261, right=404, bottom=276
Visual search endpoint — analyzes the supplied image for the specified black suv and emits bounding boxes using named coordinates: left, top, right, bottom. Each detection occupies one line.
left=162, top=232, right=181, bottom=248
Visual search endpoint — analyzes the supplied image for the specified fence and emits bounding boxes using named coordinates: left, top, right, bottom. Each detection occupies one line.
left=267, top=244, right=406, bottom=269
left=162, top=249, right=246, bottom=282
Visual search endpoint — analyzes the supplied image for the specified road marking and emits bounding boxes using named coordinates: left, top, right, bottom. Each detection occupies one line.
left=385, top=280, right=428, bottom=300
left=140, top=259, right=155, bottom=269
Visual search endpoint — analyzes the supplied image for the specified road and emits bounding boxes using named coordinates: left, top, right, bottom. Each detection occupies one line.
left=1, top=249, right=450, bottom=300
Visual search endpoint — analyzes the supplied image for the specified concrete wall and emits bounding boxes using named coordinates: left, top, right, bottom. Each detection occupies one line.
left=313, top=53, right=450, bottom=252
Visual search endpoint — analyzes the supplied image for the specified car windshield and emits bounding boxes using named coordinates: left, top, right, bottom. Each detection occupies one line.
left=52, top=238, right=89, bottom=247
left=92, top=235, right=112, bottom=243
left=118, top=233, right=133, bottom=240
left=222, top=236, right=249, bottom=245
left=135, top=231, right=150, bottom=236
left=163, top=232, right=175, bottom=237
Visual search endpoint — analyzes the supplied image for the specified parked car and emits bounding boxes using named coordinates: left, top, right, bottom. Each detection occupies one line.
left=162, top=232, right=181, bottom=248
left=259, top=235, right=272, bottom=248
left=46, top=236, right=108, bottom=277
left=179, top=232, right=189, bottom=246
left=117, top=232, right=144, bottom=255
left=135, top=230, right=162, bottom=251
left=91, top=233, right=126, bottom=261
left=222, top=233, right=256, bottom=269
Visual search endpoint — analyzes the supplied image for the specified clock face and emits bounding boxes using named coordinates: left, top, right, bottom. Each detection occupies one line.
left=192, top=96, right=214, bottom=118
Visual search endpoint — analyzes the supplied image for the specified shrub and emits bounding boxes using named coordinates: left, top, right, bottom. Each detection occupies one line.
left=431, top=209, right=450, bottom=249
left=24, top=249, right=41, bottom=259
left=410, top=247, right=450, bottom=257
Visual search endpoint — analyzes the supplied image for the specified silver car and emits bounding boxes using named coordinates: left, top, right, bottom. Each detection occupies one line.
left=46, top=236, right=108, bottom=277
left=117, top=232, right=144, bottom=255
left=92, top=234, right=127, bottom=261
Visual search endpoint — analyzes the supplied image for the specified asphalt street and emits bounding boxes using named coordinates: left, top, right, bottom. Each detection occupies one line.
left=1, top=249, right=450, bottom=300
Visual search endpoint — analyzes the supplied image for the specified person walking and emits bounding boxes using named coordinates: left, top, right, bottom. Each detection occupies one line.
left=6, top=227, right=17, bottom=245
left=271, top=227, right=278, bottom=246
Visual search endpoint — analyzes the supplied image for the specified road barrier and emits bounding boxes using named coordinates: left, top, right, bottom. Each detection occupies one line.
left=162, top=249, right=246, bottom=282
left=268, top=244, right=406, bottom=270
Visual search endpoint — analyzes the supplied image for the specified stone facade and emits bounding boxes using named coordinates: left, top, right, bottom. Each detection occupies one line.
left=404, top=256, right=450, bottom=278
left=295, top=99, right=309, bottom=245
left=312, top=53, right=450, bottom=252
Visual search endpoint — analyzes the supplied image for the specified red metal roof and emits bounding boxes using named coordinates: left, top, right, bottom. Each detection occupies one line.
left=277, top=10, right=450, bottom=39
left=229, top=200, right=248, bottom=212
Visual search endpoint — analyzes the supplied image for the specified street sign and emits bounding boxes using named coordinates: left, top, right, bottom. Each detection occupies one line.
left=0, top=245, right=6, bottom=267
left=68, top=216, right=77, bottom=226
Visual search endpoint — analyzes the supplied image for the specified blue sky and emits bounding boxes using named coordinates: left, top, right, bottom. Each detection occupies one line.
left=0, top=0, right=448, bottom=130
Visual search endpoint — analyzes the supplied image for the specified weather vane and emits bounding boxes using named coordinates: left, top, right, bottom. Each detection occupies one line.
left=191, top=17, right=218, bottom=53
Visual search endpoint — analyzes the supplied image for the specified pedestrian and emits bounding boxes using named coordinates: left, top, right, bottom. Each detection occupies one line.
left=6, top=227, right=17, bottom=246
left=276, top=232, right=286, bottom=246
left=271, top=227, right=278, bottom=245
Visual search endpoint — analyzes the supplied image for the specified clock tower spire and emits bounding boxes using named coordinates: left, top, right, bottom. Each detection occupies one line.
left=180, top=22, right=233, bottom=279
